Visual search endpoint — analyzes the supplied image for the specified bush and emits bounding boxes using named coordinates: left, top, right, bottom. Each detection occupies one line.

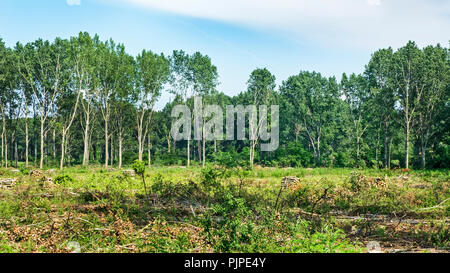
left=132, top=160, right=145, bottom=177
left=200, top=192, right=256, bottom=252
left=199, top=167, right=229, bottom=195
left=54, top=174, right=74, bottom=184
left=216, top=151, right=248, bottom=168
left=335, top=152, right=355, bottom=168
left=273, top=143, right=313, bottom=167
left=391, top=160, right=400, bottom=168
left=19, top=166, right=30, bottom=175
left=282, top=220, right=360, bottom=253
left=430, top=141, right=450, bottom=168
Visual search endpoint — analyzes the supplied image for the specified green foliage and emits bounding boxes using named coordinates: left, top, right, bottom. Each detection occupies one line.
left=216, top=151, right=245, bottom=168
left=54, top=174, right=74, bottom=185
left=132, top=160, right=146, bottom=177
left=199, top=167, right=229, bottom=193
left=273, top=143, right=314, bottom=167
left=0, top=166, right=448, bottom=253
left=19, top=166, right=30, bottom=175
left=282, top=220, right=361, bottom=253
left=430, top=140, right=450, bottom=168
left=132, top=160, right=148, bottom=196
left=391, top=160, right=400, bottom=168
left=1, top=31, right=449, bottom=253
left=200, top=192, right=254, bottom=252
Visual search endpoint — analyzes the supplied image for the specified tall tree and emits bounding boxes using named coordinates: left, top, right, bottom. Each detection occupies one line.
left=95, top=39, right=132, bottom=168
left=134, top=50, right=170, bottom=161
left=58, top=34, right=96, bottom=170
left=189, top=52, right=219, bottom=167
left=79, top=35, right=97, bottom=167
left=69, top=33, right=96, bottom=167
left=16, top=39, right=65, bottom=169
left=245, top=68, right=276, bottom=167
left=280, top=71, right=339, bottom=166
left=365, top=48, right=397, bottom=168
left=414, top=44, right=449, bottom=168
left=169, top=50, right=192, bottom=166
left=341, top=73, right=372, bottom=165
left=392, top=41, right=426, bottom=169
left=0, top=39, right=9, bottom=167
left=113, top=81, right=135, bottom=169
left=0, top=42, right=21, bottom=167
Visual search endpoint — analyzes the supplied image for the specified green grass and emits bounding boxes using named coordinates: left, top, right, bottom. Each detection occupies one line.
left=0, top=165, right=448, bottom=253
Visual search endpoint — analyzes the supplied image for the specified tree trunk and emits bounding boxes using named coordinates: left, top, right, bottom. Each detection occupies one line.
left=193, top=140, right=196, bottom=161
left=138, top=129, right=143, bottom=161
left=214, top=139, right=217, bottom=166
left=25, top=118, right=29, bottom=168
left=384, top=122, right=389, bottom=168
left=197, top=140, right=202, bottom=163
left=1, top=123, right=3, bottom=168
left=166, top=136, right=171, bottom=154
left=202, top=126, right=206, bottom=168
left=187, top=139, right=190, bottom=167
left=60, top=131, right=66, bottom=170
left=92, top=143, right=96, bottom=162
left=1, top=111, right=5, bottom=168
left=4, top=136, right=7, bottom=168
left=104, top=119, right=109, bottom=168
left=388, top=137, right=392, bottom=169
left=40, top=118, right=44, bottom=169
left=118, top=132, right=123, bottom=169
left=420, top=144, right=426, bottom=169
left=45, top=130, right=49, bottom=166
left=34, top=135, right=37, bottom=167
left=1, top=135, right=3, bottom=168
left=10, top=134, right=13, bottom=168
left=404, top=82, right=410, bottom=169
left=356, top=136, right=360, bottom=162
left=202, top=139, right=206, bottom=168
left=137, top=110, right=145, bottom=162
left=110, top=133, right=114, bottom=167
left=405, top=121, right=410, bottom=169
left=14, top=140, right=18, bottom=168
left=250, top=140, right=256, bottom=168
left=317, top=139, right=321, bottom=166
left=249, top=141, right=253, bottom=168
left=82, top=118, right=90, bottom=166
left=53, top=128, right=56, bottom=161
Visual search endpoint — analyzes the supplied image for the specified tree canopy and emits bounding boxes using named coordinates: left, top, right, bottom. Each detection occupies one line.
left=0, top=32, right=448, bottom=169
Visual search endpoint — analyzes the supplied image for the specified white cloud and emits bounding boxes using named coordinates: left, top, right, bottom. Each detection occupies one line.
left=67, top=0, right=81, bottom=6
left=367, top=0, right=381, bottom=6
left=120, top=0, right=450, bottom=50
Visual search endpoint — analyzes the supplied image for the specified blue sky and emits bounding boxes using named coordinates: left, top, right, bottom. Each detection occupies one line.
left=1, top=0, right=449, bottom=108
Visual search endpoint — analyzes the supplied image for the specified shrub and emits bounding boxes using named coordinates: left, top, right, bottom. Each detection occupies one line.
left=199, top=167, right=229, bottom=195
left=132, top=160, right=148, bottom=196
left=54, top=174, right=74, bottom=184
left=335, top=152, right=355, bottom=168
left=200, top=192, right=256, bottom=252
left=283, top=220, right=361, bottom=253
left=391, top=160, right=400, bottom=168
left=19, top=166, right=30, bottom=175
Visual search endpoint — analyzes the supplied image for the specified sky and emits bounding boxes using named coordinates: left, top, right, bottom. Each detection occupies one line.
left=0, top=0, right=449, bottom=108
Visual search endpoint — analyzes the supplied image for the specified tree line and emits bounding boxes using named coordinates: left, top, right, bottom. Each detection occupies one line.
left=0, top=32, right=448, bottom=170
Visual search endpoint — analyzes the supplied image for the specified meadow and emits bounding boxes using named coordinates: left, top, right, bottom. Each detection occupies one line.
left=0, top=165, right=448, bottom=253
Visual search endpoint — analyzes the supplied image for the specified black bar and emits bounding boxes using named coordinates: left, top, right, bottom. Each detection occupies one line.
left=0, top=253, right=446, bottom=272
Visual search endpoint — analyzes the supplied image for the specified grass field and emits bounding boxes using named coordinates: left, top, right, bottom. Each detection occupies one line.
left=0, top=165, right=448, bottom=253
